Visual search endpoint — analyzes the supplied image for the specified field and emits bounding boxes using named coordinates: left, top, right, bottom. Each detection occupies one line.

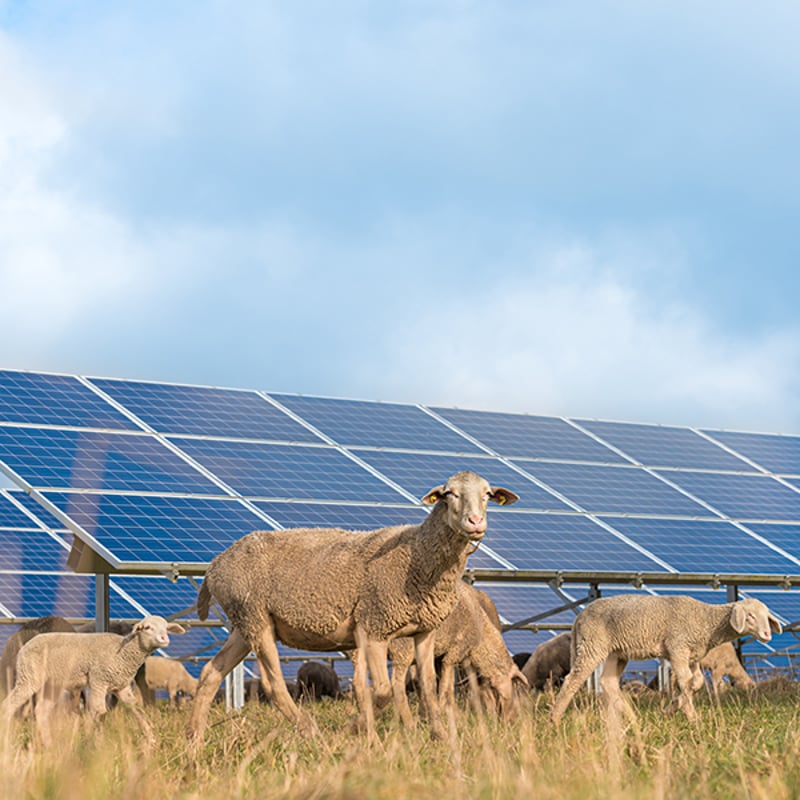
left=3, top=681, right=800, bottom=800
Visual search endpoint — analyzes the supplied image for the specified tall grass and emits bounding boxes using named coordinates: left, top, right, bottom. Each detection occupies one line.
left=3, top=680, right=800, bottom=800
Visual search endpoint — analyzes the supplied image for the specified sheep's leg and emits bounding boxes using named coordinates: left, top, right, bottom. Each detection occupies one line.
left=550, top=653, right=602, bottom=723
left=250, top=623, right=305, bottom=728
left=186, top=628, right=250, bottom=745
left=414, top=630, right=445, bottom=739
left=390, top=660, right=415, bottom=728
left=671, top=656, right=699, bottom=722
left=437, top=660, right=456, bottom=712
left=599, top=655, right=628, bottom=719
left=352, top=629, right=376, bottom=739
left=114, top=683, right=154, bottom=742
left=363, top=639, right=392, bottom=711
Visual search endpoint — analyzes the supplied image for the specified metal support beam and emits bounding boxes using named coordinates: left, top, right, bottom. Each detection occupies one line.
left=94, top=573, right=110, bottom=632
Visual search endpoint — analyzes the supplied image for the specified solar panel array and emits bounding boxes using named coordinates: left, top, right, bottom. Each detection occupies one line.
left=1, top=368, right=800, bottom=676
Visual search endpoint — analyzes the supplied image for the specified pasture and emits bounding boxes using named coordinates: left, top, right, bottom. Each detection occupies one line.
left=3, top=680, right=800, bottom=800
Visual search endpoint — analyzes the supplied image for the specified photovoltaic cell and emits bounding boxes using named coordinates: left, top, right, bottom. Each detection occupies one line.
left=481, top=511, right=666, bottom=571
left=350, top=449, right=570, bottom=511
left=110, top=575, right=202, bottom=619
left=41, top=492, right=269, bottom=564
left=431, top=406, right=627, bottom=463
left=0, top=572, right=95, bottom=619
left=0, top=527, right=70, bottom=572
left=272, top=394, right=483, bottom=453
left=0, top=427, right=221, bottom=494
left=91, top=378, right=323, bottom=443
left=0, top=493, right=45, bottom=528
left=518, top=461, right=708, bottom=516
left=171, top=438, right=405, bottom=502
left=657, top=470, right=800, bottom=521
left=5, top=490, right=69, bottom=530
left=577, top=420, right=752, bottom=471
left=0, top=370, right=138, bottom=430
left=605, top=517, right=800, bottom=574
left=701, top=429, right=800, bottom=476
left=251, top=501, right=426, bottom=530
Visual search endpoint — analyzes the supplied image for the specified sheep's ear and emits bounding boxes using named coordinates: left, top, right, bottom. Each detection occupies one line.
left=421, top=485, right=446, bottom=505
left=769, top=614, right=782, bottom=635
left=132, top=620, right=146, bottom=633
left=730, top=603, right=747, bottom=633
left=167, top=623, right=187, bottom=635
left=490, top=487, right=519, bottom=506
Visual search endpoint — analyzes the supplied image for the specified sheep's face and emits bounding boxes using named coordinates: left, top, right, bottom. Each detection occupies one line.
left=134, top=616, right=187, bottom=652
left=730, top=600, right=782, bottom=642
left=421, top=470, right=519, bottom=541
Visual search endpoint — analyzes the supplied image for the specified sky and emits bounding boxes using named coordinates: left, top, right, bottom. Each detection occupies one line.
left=1, top=1, right=798, bottom=435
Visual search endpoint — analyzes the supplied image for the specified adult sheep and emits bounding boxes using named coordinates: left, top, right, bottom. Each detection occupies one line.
left=186, top=470, right=518, bottom=744
left=388, top=581, right=528, bottom=723
left=550, top=595, right=781, bottom=724
left=296, top=661, right=342, bottom=702
left=143, top=656, right=198, bottom=706
left=522, top=631, right=572, bottom=692
left=4, top=615, right=185, bottom=746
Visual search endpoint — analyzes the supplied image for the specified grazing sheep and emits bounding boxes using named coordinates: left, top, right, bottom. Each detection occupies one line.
left=143, top=656, right=198, bottom=706
left=186, top=470, right=519, bottom=744
left=296, top=661, right=342, bottom=702
left=512, top=652, right=532, bottom=671
left=0, top=616, right=75, bottom=697
left=522, top=632, right=572, bottom=692
left=3, top=615, right=185, bottom=746
left=699, top=642, right=756, bottom=694
left=550, top=595, right=781, bottom=724
left=389, top=581, right=528, bottom=723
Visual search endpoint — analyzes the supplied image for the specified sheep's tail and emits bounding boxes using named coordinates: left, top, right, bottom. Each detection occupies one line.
left=197, top=580, right=212, bottom=621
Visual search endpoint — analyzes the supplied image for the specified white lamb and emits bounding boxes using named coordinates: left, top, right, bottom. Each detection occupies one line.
left=550, top=595, right=781, bottom=723
left=3, top=615, right=185, bottom=746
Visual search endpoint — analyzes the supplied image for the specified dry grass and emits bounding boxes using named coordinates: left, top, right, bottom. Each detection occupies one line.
left=3, top=683, right=800, bottom=800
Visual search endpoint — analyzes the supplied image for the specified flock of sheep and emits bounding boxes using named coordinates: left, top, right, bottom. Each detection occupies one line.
left=0, top=469, right=784, bottom=748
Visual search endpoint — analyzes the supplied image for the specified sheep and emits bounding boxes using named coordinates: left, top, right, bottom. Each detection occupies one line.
left=296, top=661, right=342, bottom=702
left=550, top=595, right=781, bottom=724
left=388, top=581, right=528, bottom=723
left=186, top=470, right=519, bottom=744
left=522, top=632, right=572, bottom=692
left=699, top=642, right=756, bottom=694
left=0, top=616, right=75, bottom=698
left=143, top=655, right=198, bottom=706
left=3, top=615, right=186, bottom=746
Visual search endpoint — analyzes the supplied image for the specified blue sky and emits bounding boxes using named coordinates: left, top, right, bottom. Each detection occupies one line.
left=1, top=1, right=798, bottom=433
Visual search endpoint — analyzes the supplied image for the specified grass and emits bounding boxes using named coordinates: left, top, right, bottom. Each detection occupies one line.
left=3, top=680, right=800, bottom=800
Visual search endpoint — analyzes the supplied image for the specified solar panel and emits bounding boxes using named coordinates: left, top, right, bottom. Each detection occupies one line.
left=702, top=429, right=800, bottom=476
left=0, top=492, right=46, bottom=528
left=0, top=427, right=221, bottom=494
left=91, top=378, right=323, bottom=442
left=744, top=523, right=800, bottom=563
left=431, top=406, right=628, bottom=463
left=0, top=371, right=138, bottom=430
left=577, top=419, right=753, bottom=471
left=273, top=394, right=483, bottom=453
left=251, top=501, right=426, bottom=530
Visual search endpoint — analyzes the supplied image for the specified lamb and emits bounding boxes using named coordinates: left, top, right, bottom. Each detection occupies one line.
left=296, top=661, right=342, bottom=702
left=550, top=595, right=781, bottom=723
left=186, top=470, right=519, bottom=744
left=522, top=632, right=572, bottom=692
left=3, top=615, right=186, bottom=746
left=0, top=615, right=75, bottom=697
left=699, top=641, right=756, bottom=694
left=143, top=655, right=198, bottom=706
left=388, top=581, right=528, bottom=722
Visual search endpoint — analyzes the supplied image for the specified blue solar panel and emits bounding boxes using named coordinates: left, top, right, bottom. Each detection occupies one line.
left=658, top=470, right=800, bottom=521
left=91, top=378, right=323, bottom=443
left=744, top=523, right=800, bottom=563
left=252, top=501, right=426, bottom=530
left=433, top=407, right=627, bottom=463
left=577, top=420, right=752, bottom=471
left=0, top=527, right=70, bottom=572
left=5, top=490, right=69, bottom=530
left=702, top=429, right=800, bottom=476
left=171, top=438, right=406, bottom=502
left=0, top=370, right=138, bottom=430
left=350, top=449, right=570, bottom=511
left=606, top=517, right=800, bottom=574
left=0, top=427, right=222, bottom=494
left=519, top=461, right=708, bottom=516
left=0, top=492, right=45, bottom=528
left=481, top=511, right=666, bottom=571
left=41, top=493, right=268, bottom=564
left=272, top=394, right=483, bottom=453
left=0, top=572, right=96, bottom=618
left=110, top=575, right=202, bottom=619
